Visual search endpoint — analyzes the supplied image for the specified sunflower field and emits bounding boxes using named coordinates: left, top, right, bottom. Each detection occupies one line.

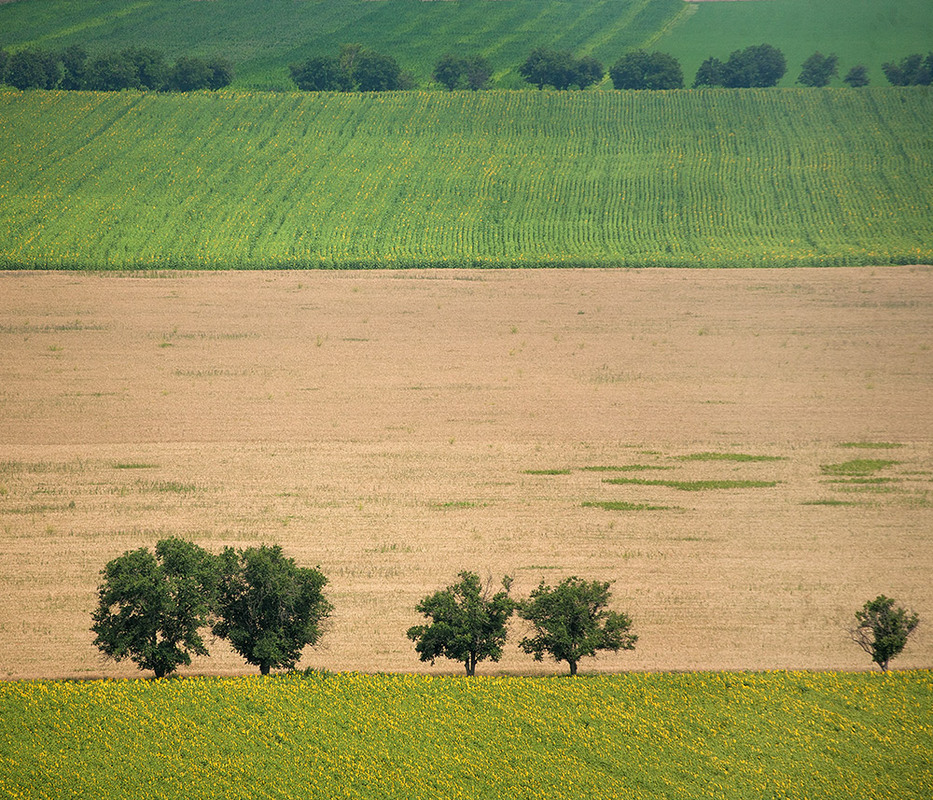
left=0, top=670, right=929, bottom=799
left=0, top=87, right=931, bottom=269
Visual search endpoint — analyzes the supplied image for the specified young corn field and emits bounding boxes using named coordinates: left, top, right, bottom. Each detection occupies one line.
left=1, top=87, right=931, bottom=269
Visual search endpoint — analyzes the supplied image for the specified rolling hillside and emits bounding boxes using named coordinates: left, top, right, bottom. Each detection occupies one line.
left=1, top=88, right=931, bottom=269
left=1, top=0, right=931, bottom=90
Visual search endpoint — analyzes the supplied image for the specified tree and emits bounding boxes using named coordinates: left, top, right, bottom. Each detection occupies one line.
left=87, top=52, right=141, bottom=91
left=519, top=47, right=578, bottom=90
left=843, top=65, right=869, bottom=88
left=91, top=538, right=219, bottom=678
left=213, top=544, right=332, bottom=675
left=610, top=50, right=683, bottom=90
left=850, top=595, right=919, bottom=672
left=353, top=49, right=403, bottom=91
left=290, top=55, right=343, bottom=91
left=722, top=43, right=786, bottom=88
left=205, top=56, right=234, bottom=90
left=518, top=576, right=636, bottom=675
left=6, top=48, right=58, bottom=90
left=58, top=45, right=89, bottom=90
left=166, top=56, right=213, bottom=91
left=433, top=54, right=492, bottom=91
left=797, top=52, right=838, bottom=87
left=882, top=53, right=933, bottom=86
left=572, top=55, right=605, bottom=90
left=693, top=56, right=726, bottom=88
left=407, top=571, right=514, bottom=676
left=124, top=47, right=169, bottom=91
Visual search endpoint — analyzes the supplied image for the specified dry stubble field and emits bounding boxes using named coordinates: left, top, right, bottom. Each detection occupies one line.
left=0, top=267, right=930, bottom=679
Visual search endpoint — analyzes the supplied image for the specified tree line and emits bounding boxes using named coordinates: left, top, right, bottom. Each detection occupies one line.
left=0, top=46, right=233, bottom=91
left=92, top=538, right=918, bottom=678
left=291, top=45, right=933, bottom=92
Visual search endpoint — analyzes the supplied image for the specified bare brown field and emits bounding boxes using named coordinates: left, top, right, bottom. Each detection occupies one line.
left=0, top=267, right=930, bottom=679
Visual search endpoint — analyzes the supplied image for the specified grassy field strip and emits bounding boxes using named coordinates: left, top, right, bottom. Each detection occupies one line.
left=0, top=671, right=929, bottom=799
left=1, top=88, right=931, bottom=269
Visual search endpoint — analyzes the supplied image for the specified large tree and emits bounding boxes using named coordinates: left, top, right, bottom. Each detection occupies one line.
left=881, top=53, right=933, bottom=86
left=850, top=595, right=919, bottom=672
left=610, top=50, right=683, bottom=90
left=518, top=576, right=636, bottom=675
left=407, top=572, right=514, bottom=676
left=91, top=538, right=219, bottom=678
left=519, top=47, right=601, bottom=90
left=721, top=44, right=787, bottom=88
left=213, top=544, right=332, bottom=675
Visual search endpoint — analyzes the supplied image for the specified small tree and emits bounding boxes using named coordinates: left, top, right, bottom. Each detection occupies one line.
left=91, top=538, right=219, bottom=678
left=610, top=50, right=683, bottom=90
left=213, top=544, right=332, bottom=675
left=519, top=576, right=636, bottom=675
left=290, top=55, right=343, bottom=91
left=797, top=52, right=838, bottom=87
left=843, top=65, right=869, bottom=88
left=693, top=56, right=726, bottom=88
left=433, top=54, right=492, bottom=91
left=850, top=595, right=919, bottom=672
left=407, top=571, right=514, bottom=676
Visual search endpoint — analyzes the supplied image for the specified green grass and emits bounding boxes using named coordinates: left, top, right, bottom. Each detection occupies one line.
left=581, top=500, right=671, bottom=511
left=581, top=465, right=676, bottom=472
left=1, top=88, right=931, bottom=270
left=677, top=452, right=786, bottom=463
left=0, top=671, right=929, bottom=799
left=658, top=0, right=933, bottom=89
left=820, top=459, right=899, bottom=477
left=524, top=469, right=572, bottom=476
left=604, top=478, right=778, bottom=491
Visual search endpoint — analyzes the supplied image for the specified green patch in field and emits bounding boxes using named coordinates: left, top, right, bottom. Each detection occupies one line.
left=431, top=500, right=487, bottom=510
left=820, top=459, right=898, bottom=476
left=113, top=462, right=158, bottom=470
left=581, top=465, right=676, bottom=472
left=582, top=501, right=672, bottom=511
left=523, top=469, right=572, bottom=476
left=801, top=499, right=860, bottom=506
left=604, top=478, right=778, bottom=491
left=677, top=452, right=786, bottom=463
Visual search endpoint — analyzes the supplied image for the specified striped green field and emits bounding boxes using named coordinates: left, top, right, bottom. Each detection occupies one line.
left=0, top=0, right=686, bottom=90
left=659, top=0, right=933, bottom=89
left=1, top=671, right=929, bottom=800
left=1, top=0, right=931, bottom=90
left=1, top=88, right=930, bottom=269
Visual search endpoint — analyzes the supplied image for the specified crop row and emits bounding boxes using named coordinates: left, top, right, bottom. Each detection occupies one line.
left=0, top=88, right=931, bottom=269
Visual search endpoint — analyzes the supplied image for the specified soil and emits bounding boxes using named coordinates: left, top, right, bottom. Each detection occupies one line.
left=0, top=267, right=930, bottom=679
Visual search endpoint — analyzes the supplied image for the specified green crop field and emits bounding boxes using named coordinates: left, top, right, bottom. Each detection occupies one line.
left=659, top=0, right=933, bottom=89
left=0, top=0, right=687, bottom=90
left=1, top=671, right=929, bottom=799
left=1, top=87, right=930, bottom=269
left=1, top=0, right=931, bottom=90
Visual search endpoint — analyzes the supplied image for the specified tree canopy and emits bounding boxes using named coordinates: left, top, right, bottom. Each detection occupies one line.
left=610, top=51, right=683, bottom=90
left=518, top=47, right=603, bottom=90
left=407, top=571, right=514, bottom=676
left=518, top=577, right=636, bottom=675
left=91, top=538, right=219, bottom=678
left=213, top=544, right=332, bottom=675
left=797, top=52, right=838, bottom=87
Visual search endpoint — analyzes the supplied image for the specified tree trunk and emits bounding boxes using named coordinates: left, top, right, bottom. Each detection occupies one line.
left=568, top=660, right=578, bottom=676
left=260, top=663, right=270, bottom=676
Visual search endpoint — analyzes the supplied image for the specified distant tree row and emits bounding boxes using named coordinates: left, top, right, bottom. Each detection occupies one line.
left=0, top=46, right=233, bottom=91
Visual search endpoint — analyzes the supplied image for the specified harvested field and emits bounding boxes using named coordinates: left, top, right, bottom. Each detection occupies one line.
left=0, top=267, right=930, bottom=679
